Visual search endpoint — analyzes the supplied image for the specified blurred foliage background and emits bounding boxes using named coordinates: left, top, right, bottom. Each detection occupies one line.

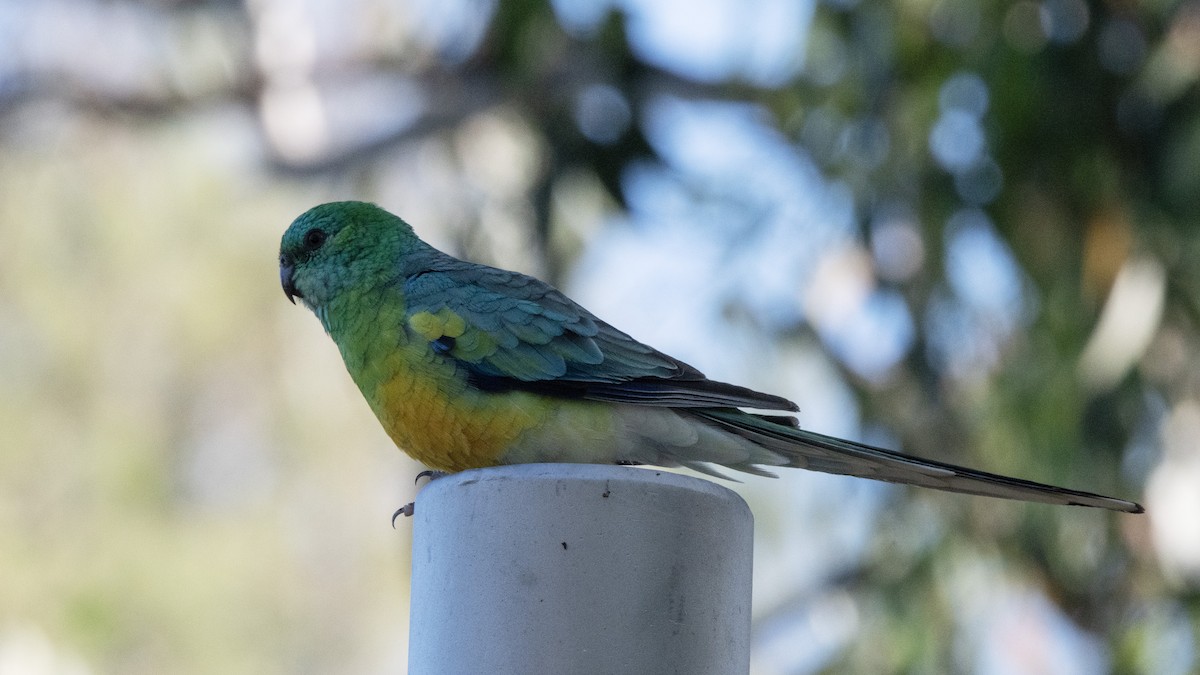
left=0, top=0, right=1196, bottom=673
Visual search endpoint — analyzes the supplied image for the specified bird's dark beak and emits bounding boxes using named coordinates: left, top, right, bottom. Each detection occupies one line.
left=280, top=262, right=299, bottom=304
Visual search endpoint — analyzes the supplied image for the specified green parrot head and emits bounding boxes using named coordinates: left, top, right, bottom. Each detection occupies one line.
left=279, top=201, right=418, bottom=311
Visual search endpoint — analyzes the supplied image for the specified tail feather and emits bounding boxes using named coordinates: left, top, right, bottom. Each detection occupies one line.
left=692, top=409, right=1143, bottom=514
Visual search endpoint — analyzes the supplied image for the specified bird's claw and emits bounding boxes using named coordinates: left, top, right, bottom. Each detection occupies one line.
left=391, top=502, right=416, bottom=528
left=415, top=469, right=447, bottom=484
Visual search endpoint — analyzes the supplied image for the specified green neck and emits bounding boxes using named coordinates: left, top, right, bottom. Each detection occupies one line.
left=321, top=282, right=410, bottom=375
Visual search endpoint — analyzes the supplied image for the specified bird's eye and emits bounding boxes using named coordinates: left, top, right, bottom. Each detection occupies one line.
left=303, top=228, right=327, bottom=250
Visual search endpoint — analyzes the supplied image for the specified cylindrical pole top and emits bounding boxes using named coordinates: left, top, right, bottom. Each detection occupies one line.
left=408, top=463, right=754, bottom=675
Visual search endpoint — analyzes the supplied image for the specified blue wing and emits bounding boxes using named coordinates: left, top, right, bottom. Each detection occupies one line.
left=401, top=255, right=798, bottom=411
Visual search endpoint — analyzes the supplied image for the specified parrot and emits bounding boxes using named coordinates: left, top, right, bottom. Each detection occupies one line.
left=279, top=201, right=1143, bottom=514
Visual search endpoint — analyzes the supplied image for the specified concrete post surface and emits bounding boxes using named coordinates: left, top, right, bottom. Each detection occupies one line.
left=408, top=463, right=753, bottom=675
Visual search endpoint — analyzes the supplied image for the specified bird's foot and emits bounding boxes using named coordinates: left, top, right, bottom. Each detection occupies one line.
left=391, top=470, right=450, bottom=527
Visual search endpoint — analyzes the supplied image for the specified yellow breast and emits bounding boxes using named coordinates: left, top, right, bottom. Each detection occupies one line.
left=363, top=346, right=548, bottom=471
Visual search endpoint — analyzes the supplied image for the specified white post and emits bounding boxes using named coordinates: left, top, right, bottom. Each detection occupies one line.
left=408, top=463, right=754, bottom=675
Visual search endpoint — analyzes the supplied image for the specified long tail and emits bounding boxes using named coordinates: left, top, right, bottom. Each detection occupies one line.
left=692, top=409, right=1143, bottom=513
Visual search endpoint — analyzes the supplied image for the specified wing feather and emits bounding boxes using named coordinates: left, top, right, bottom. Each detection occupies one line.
left=402, top=258, right=797, bottom=411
